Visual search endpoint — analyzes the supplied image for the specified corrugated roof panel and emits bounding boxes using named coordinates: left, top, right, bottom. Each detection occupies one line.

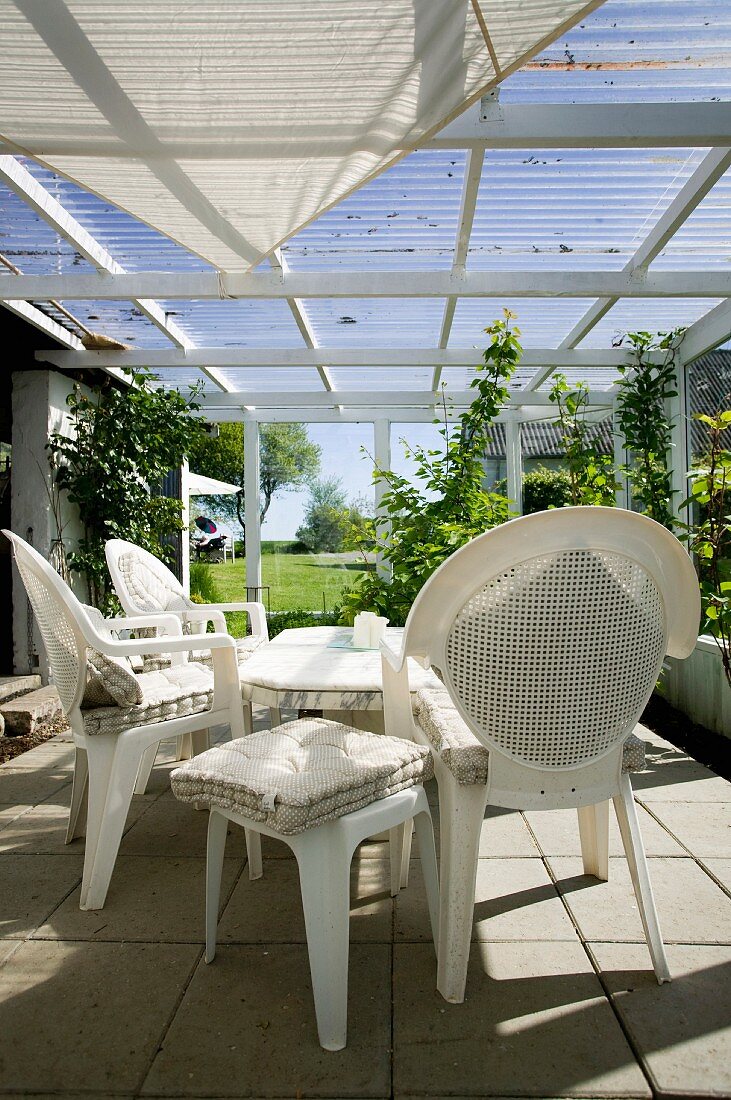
left=156, top=299, right=306, bottom=347
left=449, top=298, right=596, bottom=349
left=652, top=166, right=731, bottom=269
left=59, top=299, right=171, bottom=347
left=328, top=367, right=434, bottom=391
left=0, top=179, right=94, bottom=275
left=578, top=298, right=723, bottom=347
left=501, top=0, right=730, bottom=104
left=305, top=298, right=444, bottom=348
left=214, top=368, right=324, bottom=392
left=468, top=149, right=708, bottom=270
left=150, top=368, right=220, bottom=393
left=283, top=150, right=466, bottom=272
left=22, top=159, right=212, bottom=274
left=439, top=366, right=537, bottom=389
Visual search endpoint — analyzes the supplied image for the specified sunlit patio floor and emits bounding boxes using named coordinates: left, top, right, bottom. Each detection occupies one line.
left=0, top=711, right=729, bottom=1099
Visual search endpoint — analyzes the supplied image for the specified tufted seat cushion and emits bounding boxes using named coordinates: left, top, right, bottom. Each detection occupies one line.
left=413, top=688, right=646, bottom=786
left=82, top=662, right=214, bottom=736
left=171, top=717, right=434, bottom=835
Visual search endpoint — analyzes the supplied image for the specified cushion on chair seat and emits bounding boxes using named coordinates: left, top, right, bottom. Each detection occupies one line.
left=413, top=688, right=646, bottom=786
left=82, top=662, right=214, bottom=736
left=170, top=717, right=434, bottom=835
left=130, top=634, right=263, bottom=674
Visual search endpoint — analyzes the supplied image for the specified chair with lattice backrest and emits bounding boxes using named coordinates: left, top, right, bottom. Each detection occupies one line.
left=105, top=537, right=268, bottom=792
left=379, top=507, right=700, bottom=1002
left=4, top=529, right=249, bottom=910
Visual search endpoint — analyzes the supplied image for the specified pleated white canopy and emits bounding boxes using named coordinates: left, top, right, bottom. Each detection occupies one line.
left=0, top=0, right=601, bottom=271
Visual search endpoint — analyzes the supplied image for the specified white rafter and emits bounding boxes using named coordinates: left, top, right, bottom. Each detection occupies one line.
left=271, top=248, right=333, bottom=392
left=197, top=389, right=611, bottom=409
left=1, top=299, right=84, bottom=349
left=0, top=155, right=232, bottom=392
left=4, top=270, right=729, bottom=301
left=425, top=101, right=731, bottom=150
left=680, top=299, right=731, bottom=365
left=524, top=146, right=731, bottom=390
left=433, top=148, right=484, bottom=390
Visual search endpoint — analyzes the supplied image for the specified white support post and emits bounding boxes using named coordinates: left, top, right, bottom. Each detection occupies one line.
left=244, top=420, right=262, bottom=598
left=505, top=415, right=523, bottom=516
left=612, top=401, right=630, bottom=510
left=373, top=419, right=391, bottom=581
left=668, top=357, right=690, bottom=530
left=180, top=460, right=191, bottom=595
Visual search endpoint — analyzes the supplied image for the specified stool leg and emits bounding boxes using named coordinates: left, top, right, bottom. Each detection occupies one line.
left=205, top=809, right=229, bottom=963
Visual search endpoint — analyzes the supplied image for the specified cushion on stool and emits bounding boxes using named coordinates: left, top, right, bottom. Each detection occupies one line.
left=170, top=717, right=434, bottom=835
left=413, top=688, right=647, bottom=786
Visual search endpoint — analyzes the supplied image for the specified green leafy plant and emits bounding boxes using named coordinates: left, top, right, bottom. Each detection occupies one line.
left=522, top=466, right=573, bottom=513
left=549, top=376, right=616, bottom=506
left=615, top=329, right=682, bottom=528
left=189, top=561, right=221, bottom=604
left=341, top=310, right=520, bottom=626
left=296, top=478, right=372, bottom=553
left=48, top=369, right=205, bottom=611
left=681, top=408, right=731, bottom=688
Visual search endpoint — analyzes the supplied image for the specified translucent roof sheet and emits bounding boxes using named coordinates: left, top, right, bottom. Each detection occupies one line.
left=305, top=299, right=444, bottom=348
left=652, top=167, right=731, bottom=269
left=0, top=178, right=94, bottom=276
left=578, top=298, right=724, bottom=348
left=156, top=299, right=305, bottom=348
left=449, top=298, right=597, bottom=348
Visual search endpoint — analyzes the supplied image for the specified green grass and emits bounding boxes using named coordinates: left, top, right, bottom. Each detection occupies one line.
left=208, top=541, right=369, bottom=613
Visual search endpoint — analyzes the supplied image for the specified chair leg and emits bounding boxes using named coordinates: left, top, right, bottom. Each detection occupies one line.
left=436, top=773, right=488, bottom=1004
left=413, top=805, right=440, bottom=949
left=80, top=738, right=142, bottom=911
left=205, top=809, right=229, bottom=963
left=389, top=823, right=406, bottom=896
left=577, top=801, right=610, bottom=880
left=190, top=728, right=210, bottom=756
left=65, top=745, right=89, bottom=843
left=134, top=743, right=158, bottom=795
left=176, top=733, right=193, bottom=760
left=613, top=773, right=671, bottom=984
left=243, top=701, right=253, bottom=736
left=245, top=829, right=263, bottom=880
left=293, top=826, right=352, bottom=1051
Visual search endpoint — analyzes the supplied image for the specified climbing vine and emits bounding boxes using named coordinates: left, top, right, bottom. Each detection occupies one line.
left=548, top=375, right=617, bottom=506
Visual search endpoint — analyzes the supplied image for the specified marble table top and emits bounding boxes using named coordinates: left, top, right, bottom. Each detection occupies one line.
left=239, top=625, right=442, bottom=712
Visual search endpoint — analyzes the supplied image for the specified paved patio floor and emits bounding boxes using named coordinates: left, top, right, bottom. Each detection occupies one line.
left=0, top=712, right=729, bottom=1099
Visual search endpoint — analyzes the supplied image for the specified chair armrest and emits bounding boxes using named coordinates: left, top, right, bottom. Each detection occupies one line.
left=189, top=601, right=269, bottom=640
left=100, top=613, right=184, bottom=637
left=84, top=629, right=237, bottom=659
left=379, top=636, right=405, bottom=672
left=180, top=607, right=227, bottom=633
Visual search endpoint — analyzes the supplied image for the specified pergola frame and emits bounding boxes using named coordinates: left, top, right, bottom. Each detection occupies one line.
left=2, top=92, right=730, bottom=595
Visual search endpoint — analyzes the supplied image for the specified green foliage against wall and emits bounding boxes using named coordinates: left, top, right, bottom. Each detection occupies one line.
left=682, top=409, right=731, bottom=687
left=342, top=311, right=520, bottom=626
left=615, top=329, right=681, bottom=530
left=190, top=422, right=321, bottom=531
left=49, top=369, right=206, bottom=610
left=548, top=376, right=617, bottom=507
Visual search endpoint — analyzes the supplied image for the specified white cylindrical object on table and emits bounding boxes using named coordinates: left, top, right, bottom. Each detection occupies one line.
left=369, top=616, right=389, bottom=647
left=352, top=611, right=374, bottom=648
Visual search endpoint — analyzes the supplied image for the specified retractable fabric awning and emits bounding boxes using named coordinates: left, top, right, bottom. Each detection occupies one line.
left=0, top=0, right=601, bottom=271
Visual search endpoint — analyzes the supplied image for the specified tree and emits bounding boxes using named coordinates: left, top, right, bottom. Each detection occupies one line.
left=190, top=422, right=320, bottom=531
left=296, top=477, right=371, bottom=552
left=49, top=368, right=205, bottom=610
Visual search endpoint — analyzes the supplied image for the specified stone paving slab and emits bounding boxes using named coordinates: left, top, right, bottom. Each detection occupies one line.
left=0, top=787, right=149, bottom=856
left=0, top=684, right=63, bottom=734
left=0, top=940, right=200, bottom=1094
left=524, top=803, right=686, bottom=858
left=0, top=851, right=84, bottom=939
left=0, top=762, right=72, bottom=809
left=140, top=944, right=392, bottom=1097
left=639, top=800, right=731, bottom=857
left=393, top=941, right=651, bottom=1098
left=590, top=941, right=731, bottom=1098
left=120, top=789, right=249, bottom=860
left=395, top=857, right=578, bottom=943
left=703, top=857, right=731, bottom=892
left=34, top=855, right=244, bottom=943
left=479, top=806, right=541, bottom=858
left=548, top=856, right=731, bottom=945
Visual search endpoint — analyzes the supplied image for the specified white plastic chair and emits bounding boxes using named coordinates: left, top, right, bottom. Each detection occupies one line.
left=171, top=718, right=439, bottom=1050
left=379, top=507, right=700, bottom=1002
left=105, top=537, right=268, bottom=790
left=4, top=529, right=250, bottom=911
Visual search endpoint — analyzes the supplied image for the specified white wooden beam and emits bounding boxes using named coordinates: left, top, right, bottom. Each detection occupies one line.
left=7, top=270, right=730, bottom=302
left=243, top=420, right=261, bottom=595
left=271, top=249, right=333, bottom=392
left=0, top=155, right=232, bottom=392
left=425, top=101, right=731, bottom=150
left=505, top=415, right=523, bottom=515
left=34, top=347, right=637, bottom=370
left=198, top=389, right=611, bottom=410
left=373, top=419, right=391, bottom=580
left=680, top=299, right=731, bottom=364
left=204, top=403, right=611, bottom=424
left=434, top=148, right=484, bottom=390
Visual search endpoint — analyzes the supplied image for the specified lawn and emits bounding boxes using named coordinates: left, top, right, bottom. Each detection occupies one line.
left=206, top=543, right=369, bottom=613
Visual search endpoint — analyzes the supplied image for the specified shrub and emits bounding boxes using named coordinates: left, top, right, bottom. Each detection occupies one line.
left=522, top=466, right=573, bottom=513
left=189, top=561, right=220, bottom=604
left=266, top=608, right=341, bottom=638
